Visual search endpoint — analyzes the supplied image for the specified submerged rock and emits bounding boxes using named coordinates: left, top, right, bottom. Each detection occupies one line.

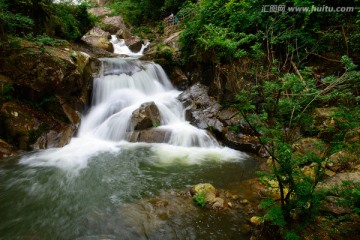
left=128, top=128, right=171, bottom=143
left=190, top=183, right=228, bottom=209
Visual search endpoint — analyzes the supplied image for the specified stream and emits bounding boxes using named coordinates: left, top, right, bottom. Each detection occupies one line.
left=0, top=40, right=259, bottom=239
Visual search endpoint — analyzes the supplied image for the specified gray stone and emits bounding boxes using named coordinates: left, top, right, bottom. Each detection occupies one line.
left=81, top=26, right=113, bottom=52
left=131, top=102, right=161, bottom=130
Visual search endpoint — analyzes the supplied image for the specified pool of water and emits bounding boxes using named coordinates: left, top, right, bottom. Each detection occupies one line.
left=0, top=143, right=258, bottom=239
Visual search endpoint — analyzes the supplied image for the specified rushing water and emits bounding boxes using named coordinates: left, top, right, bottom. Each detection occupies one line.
left=0, top=55, right=258, bottom=239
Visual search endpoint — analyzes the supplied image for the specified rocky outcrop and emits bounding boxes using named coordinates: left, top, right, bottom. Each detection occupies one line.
left=170, top=67, right=189, bottom=90
left=0, top=41, right=100, bottom=155
left=131, top=102, right=161, bottom=130
left=1, top=101, right=77, bottom=150
left=178, top=83, right=267, bottom=156
left=125, top=36, right=144, bottom=52
left=81, top=26, right=113, bottom=52
left=178, top=84, right=223, bottom=132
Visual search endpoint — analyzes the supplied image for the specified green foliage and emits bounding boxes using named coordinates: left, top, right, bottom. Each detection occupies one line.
left=52, top=1, right=95, bottom=40
left=332, top=181, right=360, bottom=214
left=24, top=33, right=67, bottom=46
left=193, top=191, right=207, bottom=207
left=0, top=0, right=33, bottom=36
left=179, top=0, right=360, bottom=64
left=234, top=56, right=360, bottom=237
left=0, top=0, right=94, bottom=41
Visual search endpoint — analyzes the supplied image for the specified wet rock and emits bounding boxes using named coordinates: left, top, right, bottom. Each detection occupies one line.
left=1, top=101, right=76, bottom=150
left=178, top=84, right=223, bottom=133
left=190, top=183, right=228, bottom=209
left=170, top=67, right=189, bottom=90
left=131, top=102, right=161, bottom=130
left=81, top=26, right=113, bottom=52
left=71, top=41, right=114, bottom=58
left=128, top=128, right=171, bottom=143
left=211, top=197, right=227, bottom=209
left=190, top=183, right=218, bottom=197
left=125, top=36, right=143, bottom=52
left=31, top=125, right=75, bottom=149
left=0, top=139, right=17, bottom=159
left=224, top=131, right=268, bottom=157
left=240, top=224, right=252, bottom=234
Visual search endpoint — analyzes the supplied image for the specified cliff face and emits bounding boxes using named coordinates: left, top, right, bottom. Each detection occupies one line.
left=0, top=41, right=101, bottom=156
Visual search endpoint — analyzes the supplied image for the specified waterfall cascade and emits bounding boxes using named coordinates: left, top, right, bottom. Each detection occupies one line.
left=79, top=58, right=219, bottom=148
left=110, top=35, right=150, bottom=57
left=19, top=40, right=245, bottom=172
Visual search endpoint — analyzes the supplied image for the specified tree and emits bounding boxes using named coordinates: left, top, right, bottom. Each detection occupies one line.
left=235, top=56, right=360, bottom=237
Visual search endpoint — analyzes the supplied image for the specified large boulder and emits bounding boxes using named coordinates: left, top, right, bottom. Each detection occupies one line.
left=81, top=26, right=114, bottom=52
left=223, top=132, right=267, bottom=157
left=317, top=172, right=360, bottom=190
left=178, top=83, right=224, bottom=133
left=125, top=36, right=144, bottom=52
left=101, top=16, right=130, bottom=37
left=0, top=43, right=95, bottom=104
left=1, top=101, right=77, bottom=150
left=170, top=67, right=189, bottom=90
left=131, top=102, right=161, bottom=131
left=0, top=41, right=99, bottom=154
left=178, top=83, right=268, bottom=157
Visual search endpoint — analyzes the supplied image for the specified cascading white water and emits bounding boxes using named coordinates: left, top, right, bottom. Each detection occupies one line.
left=110, top=35, right=150, bottom=57
left=20, top=57, right=246, bottom=173
left=79, top=58, right=218, bottom=147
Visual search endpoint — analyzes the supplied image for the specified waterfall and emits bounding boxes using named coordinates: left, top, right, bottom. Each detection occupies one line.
left=79, top=58, right=219, bottom=147
left=20, top=57, right=245, bottom=173
left=110, top=35, right=150, bottom=57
